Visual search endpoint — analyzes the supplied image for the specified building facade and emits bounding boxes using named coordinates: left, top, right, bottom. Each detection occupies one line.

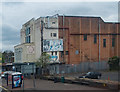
left=14, top=15, right=120, bottom=64
left=58, top=16, right=120, bottom=64
left=14, top=15, right=62, bottom=63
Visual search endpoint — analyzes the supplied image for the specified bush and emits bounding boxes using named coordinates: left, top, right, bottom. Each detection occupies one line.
left=108, top=56, right=120, bottom=71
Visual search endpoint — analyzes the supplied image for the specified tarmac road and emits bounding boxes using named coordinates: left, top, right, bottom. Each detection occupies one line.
left=2, top=78, right=108, bottom=90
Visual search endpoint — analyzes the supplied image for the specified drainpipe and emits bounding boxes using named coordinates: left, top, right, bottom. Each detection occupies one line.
left=63, top=14, right=65, bottom=63
left=98, top=18, right=101, bottom=70
left=41, top=20, right=43, bottom=53
left=48, top=17, right=49, bottom=28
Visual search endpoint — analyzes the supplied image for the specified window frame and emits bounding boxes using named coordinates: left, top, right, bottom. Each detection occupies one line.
left=52, top=22, right=55, bottom=24
left=51, top=52, right=53, bottom=55
left=112, top=38, right=115, bottom=47
left=94, top=34, right=97, bottom=44
left=53, top=33, right=57, bottom=37
left=51, top=33, right=52, bottom=37
left=55, top=52, right=57, bottom=55
left=84, top=34, right=87, bottom=41
left=103, top=39, right=106, bottom=47
left=65, top=51, right=69, bottom=55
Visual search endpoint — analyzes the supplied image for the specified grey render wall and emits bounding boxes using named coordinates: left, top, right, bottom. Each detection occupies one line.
left=34, top=18, right=41, bottom=60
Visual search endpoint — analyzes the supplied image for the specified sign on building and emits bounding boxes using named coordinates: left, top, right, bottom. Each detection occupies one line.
left=27, top=46, right=35, bottom=54
left=15, top=48, right=22, bottom=62
left=21, top=65, right=36, bottom=74
left=43, top=39, right=63, bottom=52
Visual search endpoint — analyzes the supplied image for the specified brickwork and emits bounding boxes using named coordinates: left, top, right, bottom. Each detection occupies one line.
left=58, top=16, right=120, bottom=64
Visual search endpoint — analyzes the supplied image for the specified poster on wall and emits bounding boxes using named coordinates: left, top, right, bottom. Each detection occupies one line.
left=12, top=75, right=22, bottom=88
left=8, top=74, right=12, bottom=84
left=43, top=39, right=63, bottom=52
left=50, top=55, right=58, bottom=62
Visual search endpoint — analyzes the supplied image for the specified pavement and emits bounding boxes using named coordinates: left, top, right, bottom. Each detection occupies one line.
left=0, top=78, right=8, bottom=92
left=1, top=71, right=120, bottom=91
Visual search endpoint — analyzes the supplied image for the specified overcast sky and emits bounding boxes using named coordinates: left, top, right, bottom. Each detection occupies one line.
left=0, top=0, right=119, bottom=52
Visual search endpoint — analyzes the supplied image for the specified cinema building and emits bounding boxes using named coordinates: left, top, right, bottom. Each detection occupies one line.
left=14, top=15, right=120, bottom=65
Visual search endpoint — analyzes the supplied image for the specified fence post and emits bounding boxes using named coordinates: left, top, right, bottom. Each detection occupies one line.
left=33, top=64, right=35, bottom=88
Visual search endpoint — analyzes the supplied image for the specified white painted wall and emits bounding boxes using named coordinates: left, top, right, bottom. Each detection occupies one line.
left=34, top=18, right=41, bottom=60
left=15, top=16, right=61, bottom=63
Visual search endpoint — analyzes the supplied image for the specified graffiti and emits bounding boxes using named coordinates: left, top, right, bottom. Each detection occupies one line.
left=50, top=55, right=58, bottom=62
left=43, top=39, right=63, bottom=52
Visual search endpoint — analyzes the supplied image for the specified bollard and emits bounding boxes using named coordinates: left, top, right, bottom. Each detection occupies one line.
left=61, top=76, right=65, bottom=83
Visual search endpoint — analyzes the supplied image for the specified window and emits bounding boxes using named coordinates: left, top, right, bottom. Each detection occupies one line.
left=94, top=35, right=97, bottom=44
left=52, top=22, right=55, bottom=24
left=75, top=50, right=79, bottom=55
left=66, top=51, right=69, bottom=55
left=25, top=27, right=31, bottom=43
left=51, top=33, right=52, bottom=37
left=61, top=51, right=64, bottom=57
left=28, top=36, right=30, bottom=43
left=112, top=38, right=115, bottom=47
left=103, top=39, right=106, bottom=47
left=25, top=36, right=30, bottom=43
left=51, top=52, right=53, bottom=55
left=55, top=52, right=57, bottom=55
left=25, top=27, right=30, bottom=35
left=53, top=33, right=57, bottom=37
left=84, top=34, right=87, bottom=41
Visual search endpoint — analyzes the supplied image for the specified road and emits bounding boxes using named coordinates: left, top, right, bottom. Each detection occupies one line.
left=2, top=79, right=108, bottom=90
left=1, top=71, right=119, bottom=91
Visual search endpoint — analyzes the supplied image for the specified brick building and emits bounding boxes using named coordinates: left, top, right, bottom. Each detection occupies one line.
left=58, top=16, right=120, bottom=64
left=14, top=15, right=120, bottom=65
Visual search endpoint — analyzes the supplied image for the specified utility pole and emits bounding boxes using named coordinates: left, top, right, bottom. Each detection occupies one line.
left=41, top=19, right=44, bottom=75
left=32, top=63, right=35, bottom=88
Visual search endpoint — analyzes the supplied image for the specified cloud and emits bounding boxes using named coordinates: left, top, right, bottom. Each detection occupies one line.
left=2, top=0, right=119, bottom=2
left=2, top=23, right=20, bottom=51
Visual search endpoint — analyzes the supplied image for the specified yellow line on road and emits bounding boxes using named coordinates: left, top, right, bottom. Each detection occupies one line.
left=0, top=86, right=9, bottom=92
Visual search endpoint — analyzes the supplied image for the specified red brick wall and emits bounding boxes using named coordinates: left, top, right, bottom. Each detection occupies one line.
left=58, top=16, right=120, bottom=64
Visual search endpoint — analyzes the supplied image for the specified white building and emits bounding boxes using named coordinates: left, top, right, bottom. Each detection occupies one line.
left=14, top=15, right=63, bottom=63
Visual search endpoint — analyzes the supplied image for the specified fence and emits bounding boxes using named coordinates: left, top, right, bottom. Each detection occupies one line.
left=14, top=61, right=109, bottom=76
left=47, top=61, right=109, bottom=75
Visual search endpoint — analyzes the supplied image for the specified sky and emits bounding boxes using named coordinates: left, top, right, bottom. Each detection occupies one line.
left=0, top=0, right=119, bottom=52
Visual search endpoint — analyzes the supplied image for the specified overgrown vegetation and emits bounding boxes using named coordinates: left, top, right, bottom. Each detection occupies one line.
left=36, top=52, right=50, bottom=68
left=35, top=52, right=50, bottom=75
left=108, top=56, right=120, bottom=71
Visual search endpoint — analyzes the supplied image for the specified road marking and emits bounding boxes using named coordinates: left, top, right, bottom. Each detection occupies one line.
left=0, top=86, right=9, bottom=92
